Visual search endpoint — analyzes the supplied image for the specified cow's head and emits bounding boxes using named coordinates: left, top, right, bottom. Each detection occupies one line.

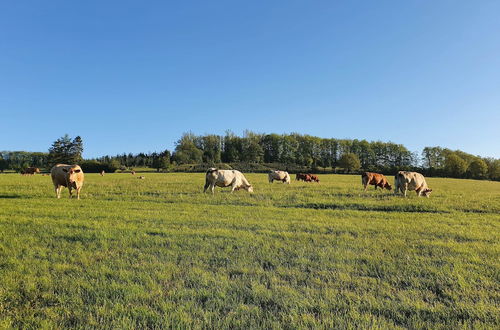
left=384, top=183, right=392, bottom=190
left=62, top=167, right=81, bottom=185
left=246, top=185, right=254, bottom=193
left=423, top=188, right=432, bottom=197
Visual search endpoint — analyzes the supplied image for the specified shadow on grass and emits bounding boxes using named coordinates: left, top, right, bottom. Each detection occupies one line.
left=287, top=203, right=449, bottom=213
left=0, top=194, right=23, bottom=199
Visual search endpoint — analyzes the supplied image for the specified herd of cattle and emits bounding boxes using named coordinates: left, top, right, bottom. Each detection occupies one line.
left=19, top=165, right=433, bottom=199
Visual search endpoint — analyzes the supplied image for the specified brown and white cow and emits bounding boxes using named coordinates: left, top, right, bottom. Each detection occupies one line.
left=50, top=164, right=85, bottom=199
left=268, top=170, right=291, bottom=184
left=361, top=172, right=392, bottom=191
left=204, top=168, right=253, bottom=194
left=394, top=171, right=432, bottom=197
left=100, top=170, right=105, bottom=176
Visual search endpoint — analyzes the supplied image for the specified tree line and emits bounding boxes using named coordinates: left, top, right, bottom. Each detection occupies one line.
left=0, top=132, right=498, bottom=180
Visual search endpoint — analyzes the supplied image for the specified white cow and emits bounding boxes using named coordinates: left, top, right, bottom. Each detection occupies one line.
left=394, top=171, right=432, bottom=197
left=204, top=168, right=254, bottom=194
left=268, top=170, right=291, bottom=184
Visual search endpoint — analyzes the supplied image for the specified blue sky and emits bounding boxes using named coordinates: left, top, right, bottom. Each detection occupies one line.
left=1, top=1, right=499, bottom=158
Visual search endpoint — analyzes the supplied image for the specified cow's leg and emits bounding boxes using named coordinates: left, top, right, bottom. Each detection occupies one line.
left=54, top=185, right=61, bottom=199
left=403, top=184, right=408, bottom=197
left=203, top=181, right=210, bottom=193
left=210, top=184, right=215, bottom=194
left=68, top=186, right=73, bottom=199
left=76, top=187, right=81, bottom=200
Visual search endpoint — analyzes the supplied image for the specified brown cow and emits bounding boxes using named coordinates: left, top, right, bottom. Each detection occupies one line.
left=50, top=164, right=85, bottom=199
left=22, top=167, right=40, bottom=176
left=309, top=174, right=320, bottom=183
left=361, top=172, right=392, bottom=191
left=100, top=170, right=105, bottom=176
left=296, top=173, right=318, bottom=182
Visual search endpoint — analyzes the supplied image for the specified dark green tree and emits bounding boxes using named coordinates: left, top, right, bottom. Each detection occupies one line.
left=467, top=158, right=488, bottom=179
left=0, top=157, right=7, bottom=172
left=48, top=134, right=84, bottom=166
left=339, top=153, right=361, bottom=173
left=173, top=133, right=203, bottom=164
left=444, top=153, right=467, bottom=178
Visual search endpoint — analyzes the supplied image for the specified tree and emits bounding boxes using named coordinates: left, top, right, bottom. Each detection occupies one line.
left=444, top=153, right=467, bottom=178
left=241, top=131, right=264, bottom=163
left=339, top=153, right=361, bottom=173
left=484, top=158, right=500, bottom=181
left=467, top=158, right=488, bottom=179
left=48, top=134, right=84, bottom=165
left=152, top=151, right=171, bottom=172
left=0, top=157, right=7, bottom=172
left=173, top=133, right=203, bottom=164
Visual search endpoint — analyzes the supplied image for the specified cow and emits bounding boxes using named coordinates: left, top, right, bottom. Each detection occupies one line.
left=309, top=174, right=320, bottom=183
left=394, top=171, right=432, bottom=197
left=296, top=173, right=308, bottom=181
left=268, top=170, right=291, bottom=184
left=22, top=167, right=40, bottom=176
left=361, top=172, right=392, bottom=191
left=204, top=168, right=254, bottom=194
left=296, top=173, right=317, bottom=182
left=131, top=171, right=136, bottom=175
left=100, top=170, right=105, bottom=176
left=137, top=176, right=145, bottom=179
left=50, top=164, right=84, bottom=199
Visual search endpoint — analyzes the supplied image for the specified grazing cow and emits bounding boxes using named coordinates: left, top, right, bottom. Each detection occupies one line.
left=296, top=173, right=308, bottom=181
left=204, top=168, right=253, bottom=194
left=394, top=171, right=432, bottom=197
left=131, top=171, right=136, bottom=175
left=361, top=172, right=392, bottom=191
left=296, top=173, right=316, bottom=182
left=138, top=176, right=145, bottom=179
left=309, top=174, right=320, bottom=183
left=22, top=167, right=40, bottom=176
left=50, top=164, right=84, bottom=199
left=268, top=170, right=291, bottom=184
left=100, top=170, right=105, bottom=176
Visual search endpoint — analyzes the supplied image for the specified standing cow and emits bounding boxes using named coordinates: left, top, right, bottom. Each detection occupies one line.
left=204, top=168, right=254, bottom=194
left=268, top=170, right=291, bottom=184
left=100, top=170, right=105, bottom=176
left=361, top=172, right=392, bottom=191
left=50, top=164, right=85, bottom=199
left=394, top=171, right=432, bottom=197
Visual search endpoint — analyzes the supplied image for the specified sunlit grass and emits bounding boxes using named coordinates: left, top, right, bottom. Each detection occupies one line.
left=0, top=173, right=499, bottom=328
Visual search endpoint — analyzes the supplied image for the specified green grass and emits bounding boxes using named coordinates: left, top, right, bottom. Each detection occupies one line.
left=0, top=173, right=499, bottom=328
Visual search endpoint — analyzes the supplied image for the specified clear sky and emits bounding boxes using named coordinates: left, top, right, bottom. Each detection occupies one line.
left=1, top=1, right=499, bottom=158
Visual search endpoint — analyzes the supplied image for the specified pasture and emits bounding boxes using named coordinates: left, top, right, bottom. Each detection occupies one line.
left=0, top=173, right=499, bottom=328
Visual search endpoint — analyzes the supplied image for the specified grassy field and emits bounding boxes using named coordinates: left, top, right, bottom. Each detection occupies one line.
left=0, top=173, right=499, bottom=328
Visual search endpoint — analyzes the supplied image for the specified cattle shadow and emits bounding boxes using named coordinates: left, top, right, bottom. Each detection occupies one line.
left=0, top=194, right=23, bottom=199
left=287, top=203, right=448, bottom=213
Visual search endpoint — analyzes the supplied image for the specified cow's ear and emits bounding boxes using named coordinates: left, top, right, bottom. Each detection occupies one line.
left=62, top=169, right=68, bottom=172
left=74, top=169, right=81, bottom=173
